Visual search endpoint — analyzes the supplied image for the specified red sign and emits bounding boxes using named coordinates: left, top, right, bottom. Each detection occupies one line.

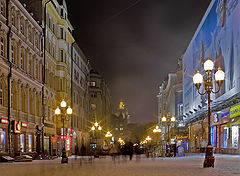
left=21, top=122, right=27, bottom=127
left=14, top=121, right=21, bottom=133
left=1, top=118, right=8, bottom=124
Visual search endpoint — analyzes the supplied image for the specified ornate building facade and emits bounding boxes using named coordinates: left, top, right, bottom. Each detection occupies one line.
left=0, top=0, right=43, bottom=156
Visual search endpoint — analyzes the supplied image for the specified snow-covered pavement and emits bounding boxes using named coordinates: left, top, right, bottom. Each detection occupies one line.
left=0, top=154, right=240, bottom=176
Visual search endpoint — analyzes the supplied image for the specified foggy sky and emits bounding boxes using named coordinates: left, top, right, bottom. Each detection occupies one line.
left=67, top=0, right=211, bottom=123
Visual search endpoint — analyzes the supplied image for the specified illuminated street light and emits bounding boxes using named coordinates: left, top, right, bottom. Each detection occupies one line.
left=55, top=100, right=72, bottom=164
left=193, top=57, right=225, bottom=168
left=105, top=131, right=112, bottom=137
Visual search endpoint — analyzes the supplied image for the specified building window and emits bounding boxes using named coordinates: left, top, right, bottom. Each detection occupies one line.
left=0, top=37, right=4, bottom=56
left=11, top=42, right=14, bottom=63
left=120, top=128, right=123, bottom=131
left=60, top=79, right=63, bottom=91
left=20, top=134, right=24, bottom=152
left=90, top=81, right=96, bottom=87
left=0, top=2, right=4, bottom=16
left=28, top=135, right=32, bottom=152
left=20, top=18, right=24, bottom=34
left=60, top=8, right=64, bottom=18
left=60, top=28, right=63, bottom=39
left=20, top=49, right=24, bottom=69
left=0, top=81, right=2, bottom=105
left=0, top=130, right=6, bottom=152
left=11, top=11, right=15, bottom=25
left=60, top=50, right=63, bottom=62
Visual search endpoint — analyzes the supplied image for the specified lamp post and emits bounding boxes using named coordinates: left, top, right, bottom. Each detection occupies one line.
left=55, top=100, right=72, bottom=164
left=91, top=122, right=102, bottom=157
left=162, top=114, right=175, bottom=156
left=193, top=57, right=225, bottom=168
left=153, top=125, right=161, bottom=156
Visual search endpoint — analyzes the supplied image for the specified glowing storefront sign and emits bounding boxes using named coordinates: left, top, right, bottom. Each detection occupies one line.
left=14, top=121, right=21, bottom=133
left=230, top=104, right=240, bottom=118
left=1, top=118, right=8, bottom=124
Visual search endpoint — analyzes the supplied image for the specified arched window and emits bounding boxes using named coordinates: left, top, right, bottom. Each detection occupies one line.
left=11, top=42, right=14, bottom=63
left=11, top=9, right=15, bottom=26
left=28, top=26, right=32, bottom=42
left=0, top=80, right=2, bottom=105
left=0, top=37, right=4, bottom=56
left=28, top=54, right=31, bottom=75
left=20, top=48, right=24, bottom=69
left=0, top=1, right=4, bottom=16
left=20, top=17, right=24, bottom=34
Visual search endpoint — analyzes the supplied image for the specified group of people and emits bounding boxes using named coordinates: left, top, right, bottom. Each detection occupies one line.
left=109, top=141, right=141, bottom=160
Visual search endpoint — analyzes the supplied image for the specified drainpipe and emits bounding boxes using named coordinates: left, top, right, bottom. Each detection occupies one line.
left=6, top=0, right=12, bottom=157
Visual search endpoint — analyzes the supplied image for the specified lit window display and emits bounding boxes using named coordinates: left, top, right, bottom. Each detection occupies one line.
left=20, top=134, right=24, bottom=152
left=0, top=130, right=6, bottom=152
left=28, top=135, right=32, bottom=152
left=232, top=126, right=238, bottom=148
left=221, top=127, right=228, bottom=148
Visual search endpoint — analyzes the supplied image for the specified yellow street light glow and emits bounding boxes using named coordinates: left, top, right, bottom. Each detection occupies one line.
left=105, top=131, right=112, bottom=137
left=94, top=122, right=99, bottom=127
left=55, top=107, right=61, bottom=115
left=162, top=116, right=167, bottom=122
left=171, top=116, right=175, bottom=122
left=60, top=100, right=67, bottom=108
left=98, top=126, right=102, bottom=130
left=91, top=126, right=95, bottom=131
left=67, top=106, right=72, bottom=114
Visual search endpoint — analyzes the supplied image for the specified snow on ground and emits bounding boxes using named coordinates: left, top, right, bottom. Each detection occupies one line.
left=0, top=154, right=240, bottom=176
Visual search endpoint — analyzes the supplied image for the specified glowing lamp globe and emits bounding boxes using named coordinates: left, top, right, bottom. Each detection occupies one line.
left=98, top=126, right=102, bottom=130
left=94, top=122, right=99, bottom=127
left=91, top=126, right=95, bottom=131
left=67, top=107, right=72, bottom=114
left=60, top=100, right=67, bottom=108
left=193, top=71, right=203, bottom=84
left=204, top=58, right=214, bottom=71
left=171, top=116, right=176, bottom=122
left=162, top=116, right=167, bottom=122
left=55, top=107, right=61, bottom=115
left=215, top=67, right=225, bottom=81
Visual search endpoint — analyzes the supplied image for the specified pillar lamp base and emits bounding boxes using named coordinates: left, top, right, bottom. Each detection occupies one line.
left=203, top=145, right=215, bottom=168
left=61, top=148, right=68, bottom=164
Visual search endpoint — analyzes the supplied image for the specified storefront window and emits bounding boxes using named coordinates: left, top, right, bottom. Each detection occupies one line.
left=28, top=135, right=32, bottom=152
left=232, top=126, right=238, bottom=148
left=0, top=130, right=6, bottom=152
left=211, top=126, right=217, bottom=147
left=20, top=134, right=24, bottom=152
left=221, top=127, right=228, bottom=148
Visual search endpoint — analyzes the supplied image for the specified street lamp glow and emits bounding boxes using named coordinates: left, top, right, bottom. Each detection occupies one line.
left=171, top=116, right=175, bottom=122
left=105, top=131, right=112, bottom=137
left=98, top=126, right=102, bottom=130
left=193, top=70, right=203, bottom=84
left=91, top=126, right=95, bottom=131
left=55, top=107, right=61, bottom=115
left=67, top=106, right=72, bottom=114
left=162, top=116, right=167, bottom=122
left=94, top=122, right=99, bottom=127
left=215, top=67, right=225, bottom=81
left=60, top=100, right=67, bottom=108
left=204, top=57, right=214, bottom=72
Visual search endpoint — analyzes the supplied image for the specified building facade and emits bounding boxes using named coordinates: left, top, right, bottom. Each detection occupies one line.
left=71, top=43, right=89, bottom=155
left=182, top=0, right=240, bottom=154
left=0, top=0, right=43, bottom=156
left=43, top=0, right=74, bottom=156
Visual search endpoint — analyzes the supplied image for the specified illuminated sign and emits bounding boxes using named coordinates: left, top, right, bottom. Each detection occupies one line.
left=1, top=118, right=8, bottom=124
left=14, top=121, right=21, bottom=133
left=230, top=104, right=240, bottom=118
left=21, top=122, right=27, bottom=127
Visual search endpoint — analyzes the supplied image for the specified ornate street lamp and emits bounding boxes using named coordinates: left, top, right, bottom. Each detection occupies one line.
left=55, top=100, right=72, bottom=164
left=193, top=57, right=225, bottom=168
left=105, top=131, right=112, bottom=138
left=161, top=114, right=175, bottom=156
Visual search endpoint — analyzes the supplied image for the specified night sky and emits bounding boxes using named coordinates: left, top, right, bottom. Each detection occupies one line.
left=67, top=0, right=211, bottom=124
